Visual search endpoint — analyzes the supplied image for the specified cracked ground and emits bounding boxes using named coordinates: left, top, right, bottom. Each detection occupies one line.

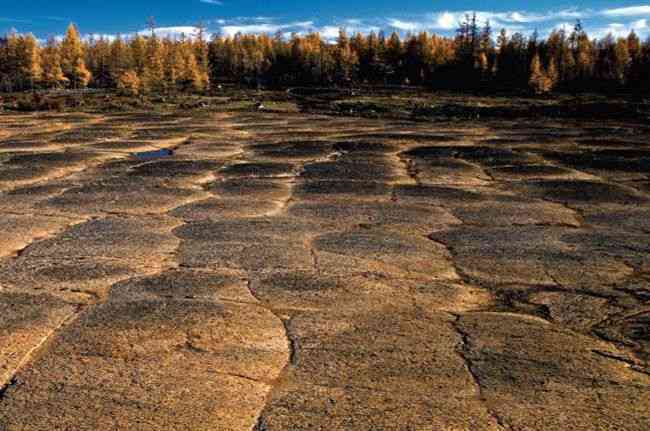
left=0, top=109, right=648, bottom=430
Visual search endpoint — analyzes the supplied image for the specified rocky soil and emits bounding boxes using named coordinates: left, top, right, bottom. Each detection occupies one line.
left=0, top=109, right=648, bottom=430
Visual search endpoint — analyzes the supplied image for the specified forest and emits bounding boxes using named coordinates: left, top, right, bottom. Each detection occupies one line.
left=0, top=14, right=649, bottom=95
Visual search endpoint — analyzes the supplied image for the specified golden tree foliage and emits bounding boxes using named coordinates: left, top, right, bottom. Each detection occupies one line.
left=1, top=20, right=649, bottom=93
left=116, top=70, right=141, bottom=95
left=17, top=34, right=42, bottom=88
left=41, top=38, right=68, bottom=88
left=529, top=53, right=553, bottom=94
left=142, top=35, right=165, bottom=93
left=60, top=24, right=92, bottom=87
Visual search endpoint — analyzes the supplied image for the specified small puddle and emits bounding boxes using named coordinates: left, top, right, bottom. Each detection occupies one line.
left=133, top=149, right=174, bottom=160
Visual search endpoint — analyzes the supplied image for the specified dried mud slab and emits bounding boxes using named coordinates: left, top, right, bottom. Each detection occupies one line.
left=0, top=270, right=289, bottom=430
left=0, top=217, right=180, bottom=301
left=313, top=229, right=458, bottom=279
left=294, top=180, right=392, bottom=201
left=432, top=226, right=633, bottom=288
left=41, top=180, right=210, bottom=216
left=205, top=178, right=292, bottom=201
left=449, top=200, right=581, bottom=227
left=0, top=292, right=76, bottom=387
left=289, top=200, right=460, bottom=233
left=0, top=184, right=71, bottom=213
left=250, top=141, right=333, bottom=160
left=0, top=214, right=77, bottom=259
left=174, top=217, right=317, bottom=273
left=402, top=145, right=542, bottom=167
left=300, top=158, right=400, bottom=182
left=409, top=157, right=492, bottom=186
left=488, top=163, right=591, bottom=181
left=0, top=151, right=111, bottom=191
left=256, top=306, right=501, bottom=430
left=514, top=180, right=649, bottom=206
left=220, top=162, right=296, bottom=178
left=456, top=312, right=650, bottom=430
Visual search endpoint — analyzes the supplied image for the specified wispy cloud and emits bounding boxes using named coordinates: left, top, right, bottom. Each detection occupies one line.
left=601, top=6, right=650, bottom=17
left=34, top=5, right=650, bottom=44
left=383, top=6, right=650, bottom=37
left=220, top=20, right=313, bottom=37
left=199, top=0, right=223, bottom=5
left=388, top=19, right=419, bottom=32
left=0, top=17, right=32, bottom=24
left=40, top=16, right=68, bottom=22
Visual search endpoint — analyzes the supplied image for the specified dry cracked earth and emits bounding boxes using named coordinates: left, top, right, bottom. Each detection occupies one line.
left=0, top=108, right=648, bottom=430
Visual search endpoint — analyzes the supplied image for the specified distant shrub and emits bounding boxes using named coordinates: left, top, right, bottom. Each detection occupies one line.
left=13, top=93, right=65, bottom=111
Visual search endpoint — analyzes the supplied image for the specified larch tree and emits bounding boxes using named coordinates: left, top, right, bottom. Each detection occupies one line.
left=86, top=37, right=112, bottom=87
left=1, top=31, right=20, bottom=91
left=16, top=34, right=42, bottom=89
left=142, top=34, right=165, bottom=93
left=194, top=24, right=211, bottom=91
left=109, top=35, right=132, bottom=83
left=177, top=37, right=203, bottom=92
left=129, top=35, right=147, bottom=75
left=613, top=37, right=630, bottom=84
left=41, top=38, right=68, bottom=88
left=546, top=59, right=559, bottom=90
left=336, top=29, right=358, bottom=83
left=529, top=53, right=551, bottom=94
left=60, top=24, right=91, bottom=88
left=163, top=39, right=183, bottom=92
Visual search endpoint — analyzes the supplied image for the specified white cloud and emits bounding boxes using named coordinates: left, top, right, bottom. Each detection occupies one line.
left=40, top=5, right=650, bottom=45
left=200, top=0, right=223, bottom=5
left=221, top=23, right=282, bottom=36
left=434, top=12, right=457, bottom=30
left=144, top=26, right=199, bottom=38
left=292, top=21, right=315, bottom=29
left=601, top=6, right=650, bottom=17
left=319, top=26, right=341, bottom=39
left=388, top=19, right=420, bottom=31
left=220, top=20, right=314, bottom=37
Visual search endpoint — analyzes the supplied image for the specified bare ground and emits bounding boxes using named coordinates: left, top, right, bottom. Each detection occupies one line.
left=0, top=106, right=648, bottom=430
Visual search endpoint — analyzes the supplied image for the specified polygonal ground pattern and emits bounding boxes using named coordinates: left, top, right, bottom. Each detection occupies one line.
left=0, top=111, right=648, bottom=430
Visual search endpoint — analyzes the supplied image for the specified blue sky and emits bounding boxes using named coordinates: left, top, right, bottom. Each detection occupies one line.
left=2, top=1, right=650, bottom=40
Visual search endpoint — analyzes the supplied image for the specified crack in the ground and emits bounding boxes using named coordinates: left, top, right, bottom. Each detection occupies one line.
left=450, top=313, right=509, bottom=431
left=0, top=304, right=84, bottom=400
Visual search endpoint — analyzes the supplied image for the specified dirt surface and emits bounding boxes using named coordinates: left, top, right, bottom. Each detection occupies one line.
left=0, top=108, right=648, bottom=430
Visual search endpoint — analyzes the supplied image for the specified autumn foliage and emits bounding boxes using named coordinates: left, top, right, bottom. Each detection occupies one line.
left=1, top=17, right=649, bottom=95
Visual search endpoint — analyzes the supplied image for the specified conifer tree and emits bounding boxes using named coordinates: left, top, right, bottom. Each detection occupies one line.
left=163, top=39, right=183, bottom=92
left=613, top=37, right=630, bottom=84
left=86, top=37, right=112, bottom=87
left=547, top=59, right=558, bottom=89
left=1, top=31, right=20, bottom=91
left=130, top=35, right=147, bottom=75
left=73, top=57, right=92, bottom=88
left=529, top=53, right=551, bottom=94
left=194, top=24, right=211, bottom=90
left=109, top=35, right=132, bottom=83
left=1, top=21, right=649, bottom=96
left=60, top=24, right=91, bottom=88
left=336, top=29, right=358, bottom=83
left=142, top=34, right=165, bottom=93
left=41, top=37, right=67, bottom=88
left=177, top=37, right=204, bottom=92
left=17, top=34, right=42, bottom=89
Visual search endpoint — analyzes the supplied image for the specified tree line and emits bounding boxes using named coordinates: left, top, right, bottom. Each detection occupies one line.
left=1, top=16, right=649, bottom=95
